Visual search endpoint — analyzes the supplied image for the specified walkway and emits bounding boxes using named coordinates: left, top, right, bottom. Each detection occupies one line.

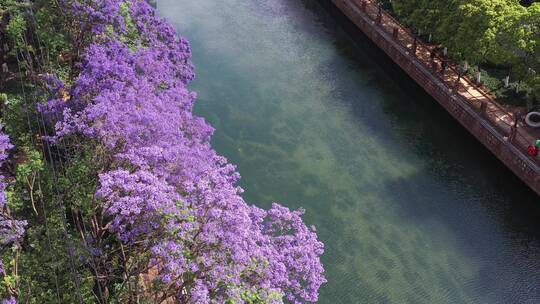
left=358, top=0, right=540, bottom=163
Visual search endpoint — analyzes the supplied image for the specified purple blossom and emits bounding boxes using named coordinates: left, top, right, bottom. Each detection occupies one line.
left=0, top=130, right=13, bottom=210
left=2, top=297, right=16, bottom=304
left=61, top=0, right=124, bottom=35
left=45, top=0, right=326, bottom=302
left=0, top=126, right=26, bottom=244
left=0, top=127, right=25, bottom=304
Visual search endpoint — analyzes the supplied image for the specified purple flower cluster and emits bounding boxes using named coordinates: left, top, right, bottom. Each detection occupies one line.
left=0, top=127, right=25, bottom=304
left=1, top=297, right=16, bottom=304
left=0, top=128, right=26, bottom=246
left=65, top=0, right=124, bottom=35
left=47, top=1, right=325, bottom=302
left=0, top=130, right=12, bottom=209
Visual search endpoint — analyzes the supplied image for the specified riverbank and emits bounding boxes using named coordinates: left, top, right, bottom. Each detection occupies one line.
left=0, top=1, right=326, bottom=302
left=330, top=0, right=540, bottom=196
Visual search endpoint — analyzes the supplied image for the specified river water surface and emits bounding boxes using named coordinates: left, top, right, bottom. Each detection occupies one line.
left=158, top=1, right=540, bottom=303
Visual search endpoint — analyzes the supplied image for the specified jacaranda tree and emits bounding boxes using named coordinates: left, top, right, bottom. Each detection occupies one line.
left=35, top=0, right=326, bottom=303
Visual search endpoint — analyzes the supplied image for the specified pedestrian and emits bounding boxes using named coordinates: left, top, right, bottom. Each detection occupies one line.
left=509, top=125, right=517, bottom=142
left=456, top=68, right=463, bottom=82
left=454, top=70, right=463, bottom=90
left=528, top=145, right=539, bottom=157
left=514, top=111, right=522, bottom=127
left=441, top=60, right=447, bottom=75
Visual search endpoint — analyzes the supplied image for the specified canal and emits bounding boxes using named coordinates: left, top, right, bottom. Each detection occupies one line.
left=158, top=0, right=540, bottom=303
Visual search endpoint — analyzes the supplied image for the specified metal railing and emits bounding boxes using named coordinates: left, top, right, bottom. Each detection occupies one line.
left=353, top=0, right=539, bottom=164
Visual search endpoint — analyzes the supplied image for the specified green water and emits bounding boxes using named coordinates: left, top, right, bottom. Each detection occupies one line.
left=158, top=1, right=540, bottom=303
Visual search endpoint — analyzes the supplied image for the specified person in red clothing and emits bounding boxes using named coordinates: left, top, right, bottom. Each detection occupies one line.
left=528, top=145, right=539, bottom=156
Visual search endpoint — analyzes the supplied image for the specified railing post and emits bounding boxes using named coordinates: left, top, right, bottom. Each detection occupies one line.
left=361, top=0, right=366, bottom=11
left=480, top=100, right=488, bottom=117
left=508, top=125, right=517, bottom=143
left=392, top=27, right=398, bottom=39
left=454, top=73, right=461, bottom=91
left=513, top=111, right=522, bottom=128
left=476, top=72, right=482, bottom=84
left=431, top=60, right=438, bottom=72
left=412, top=36, right=417, bottom=56
left=377, top=6, right=382, bottom=24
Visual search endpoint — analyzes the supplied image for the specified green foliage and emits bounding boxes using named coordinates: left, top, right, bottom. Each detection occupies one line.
left=222, top=287, right=283, bottom=304
left=391, top=0, right=540, bottom=107
left=34, top=1, right=71, bottom=73
left=57, top=141, right=100, bottom=213
left=17, top=218, right=94, bottom=304
left=2, top=1, right=32, bottom=59
left=1, top=2, right=97, bottom=300
left=5, top=13, right=26, bottom=47
left=119, top=2, right=141, bottom=49
left=102, top=2, right=141, bottom=51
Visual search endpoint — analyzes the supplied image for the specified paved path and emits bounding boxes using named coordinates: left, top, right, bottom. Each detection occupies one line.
left=358, top=0, right=540, bottom=163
